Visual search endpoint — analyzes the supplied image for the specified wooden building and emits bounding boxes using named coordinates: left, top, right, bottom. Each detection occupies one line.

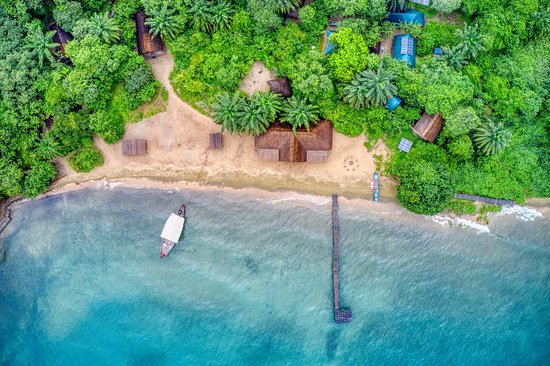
left=122, top=139, right=148, bottom=155
left=135, top=12, right=166, bottom=58
left=48, top=22, right=73, bottom=57
left=209, top=133, right=223, bottom=149
left=267, top=77, right=292, bottom=98
left=412, top=113, right=444, bottom=143
left=254, top=120, right=333, bottom=163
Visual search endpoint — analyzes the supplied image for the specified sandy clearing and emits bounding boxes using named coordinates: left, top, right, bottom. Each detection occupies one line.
left=54, top=53, right=392, bottom=200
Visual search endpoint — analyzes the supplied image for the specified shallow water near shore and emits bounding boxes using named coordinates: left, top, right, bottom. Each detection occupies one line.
left=1, top=188, right=549, bottom=366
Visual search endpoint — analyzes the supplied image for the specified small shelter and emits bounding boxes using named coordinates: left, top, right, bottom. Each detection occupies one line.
left=48, top=22, right=73, bottom=57
left=398, top=138, right=413, bottom=152
left=386, top=96, right=402, bottom=111
left=412, top=113, right=444, bottom=143
left=255, top=120, right=333, bottom=163
left=122, top=139, right=148, bottom=155
left=323, top=28, right=337, bottom=55
left=267, top=77, right=292, bottom=97
left=209, top=133, right=223, bottom=149
left=387, top=10, right=425, bottom=26
left=392, top=33, right=417, bottom=67
left=135, top=12, right=166, bottom=58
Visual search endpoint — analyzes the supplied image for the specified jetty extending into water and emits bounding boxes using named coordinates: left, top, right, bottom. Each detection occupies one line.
left=454, top=193, right=515, bottom=206
left=332, top=194, right=352, bottom=323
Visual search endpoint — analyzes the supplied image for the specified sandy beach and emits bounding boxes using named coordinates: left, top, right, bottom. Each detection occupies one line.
left=52, top=53, right=392, bottom=200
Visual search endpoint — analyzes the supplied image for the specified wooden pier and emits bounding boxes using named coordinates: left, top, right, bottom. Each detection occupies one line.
left=454, top=193, right=515, bottom=206
left=332, top=194, right=352, bottom=323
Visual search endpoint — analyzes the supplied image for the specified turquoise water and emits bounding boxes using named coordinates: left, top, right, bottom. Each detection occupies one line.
left=0, top=188, right=549, bottom=366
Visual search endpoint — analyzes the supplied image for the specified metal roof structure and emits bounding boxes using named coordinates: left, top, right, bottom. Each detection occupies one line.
left=398, top=138, right=413, bottom=152
left=392, top=34, right=417, bottom=67
left=386, top=96, right=402, bottom=111
left=387, top=10, right=426, bottom=26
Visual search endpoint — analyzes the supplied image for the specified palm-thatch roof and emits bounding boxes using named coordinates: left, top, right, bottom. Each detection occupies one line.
left=255, top=120, right=333, bottom=163
left=122, top=139, right=148, bottom=155
left=412, top=113, right=444, bottom=143
left=135, top=12, right=166, bottom=58
left=267, top=77, right=292, bottom=97
left=48, top=22, right=73, bottom=57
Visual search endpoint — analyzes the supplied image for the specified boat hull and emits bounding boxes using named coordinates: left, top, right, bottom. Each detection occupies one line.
left=160, top=204, right=186, bottom=259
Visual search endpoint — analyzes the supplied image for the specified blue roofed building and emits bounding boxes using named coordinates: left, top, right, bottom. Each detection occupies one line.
left=387, top=9, right=425, bottom=26
left=324, top=29, right=336, bottom=55
left=386, top=96, right=402, bottom=111
left=392, top=34, right=417, bottom=67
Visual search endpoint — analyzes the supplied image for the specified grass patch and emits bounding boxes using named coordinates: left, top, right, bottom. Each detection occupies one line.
left=479, top=204, right=502, bottom=215
left=126, top=86, right=169, bottom=124
left=448, top=199, right=477, bottom=215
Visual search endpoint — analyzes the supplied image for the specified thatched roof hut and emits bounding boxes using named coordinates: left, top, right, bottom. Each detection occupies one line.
left=412, top=113, right=444, bottom=143
left=122, top=139, right=148, bottom=155
left=255, top=120, right=333, bottom=163
left=48, top=22, right=73, bottom=57
left=209, top=133, right=223, bottom=149
left=135, top=12, right=166, bottom=58
left=267, top=77, right=292, bottom=97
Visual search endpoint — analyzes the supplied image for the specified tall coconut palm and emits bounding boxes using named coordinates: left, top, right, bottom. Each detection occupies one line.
left=36, top=133, right=61, bottom=160
left=146, top=6, right=182, bottom=40
left=26, top=29, right=59, bottom=67
left=210, top=1, right=233, bottom=32
left=188, top=0, right=213, bottom=33
left=273, top=0, right=301, bottom=14
left=456, top=24, right=485, bottom=61
left=343, top=65, right=397, bottom=109
left=442, top=46, right=467, bottom=71
left=388, top=0, right=408, bottom=13
left=240, top=99, right=269, bottom=136
left=280, top=97, right=319, bottom=134
left=89, top=13, right=121, bottom=44
left=252, top=91, right=282, bottom=123
left=473, top=122, right=511, bottom=156
left=212, top=92, right=245, bottom=133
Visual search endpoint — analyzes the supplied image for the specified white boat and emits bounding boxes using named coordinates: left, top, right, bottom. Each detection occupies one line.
left=160, top=205, right=186, bottom=259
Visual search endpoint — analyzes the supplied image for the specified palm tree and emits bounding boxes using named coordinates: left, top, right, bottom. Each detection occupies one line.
left=212, top=92, right=245, bottom=133
left=89, top=13, right=121, bottom=44
left=36, top=133, right=61, bottom=160
left=188, top=0, right=213, bottom=33
left=456, top=24, right=485, bottom=61
left=442, top=46, right=467, bottom=71
left=146, top=6, right=182, bottom=40
left=210, top=1, right=233, bottom=32
left=240, top=100, right=269, bottom=136
left=388, top=0, right=408, bottom=12
left=273, top=0, right=301, bottom=14
left=280, top=97, right=319, bottom=134
left=343, top=65, right=397, bottom=109
left=26, top=29, right=59, bottom=67
left=252, top=91, right=282, bottom=123
left=473, top=122, right=511, bottom=156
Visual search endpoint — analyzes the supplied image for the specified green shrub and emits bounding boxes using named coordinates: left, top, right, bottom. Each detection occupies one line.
left=23, top=161, right=57, bottom=198
left=69, top=146, right=104, bottom=173
left=480, top=204, right=502, bottom=215
left=417, top=21, right=460, bottom=57
left=325, top=103, right=368, bottom=137
left=447, top=199, right=477, bottom=215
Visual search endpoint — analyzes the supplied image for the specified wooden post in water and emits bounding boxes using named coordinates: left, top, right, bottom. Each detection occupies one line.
left=332, top=194, right=352, bottom=323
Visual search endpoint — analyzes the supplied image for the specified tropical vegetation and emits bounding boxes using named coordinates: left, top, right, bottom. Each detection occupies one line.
left=0, top=0, right=548, bottom=216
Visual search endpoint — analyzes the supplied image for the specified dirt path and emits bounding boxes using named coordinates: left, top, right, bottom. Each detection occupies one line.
left=54, top=53, right=391, bottom=199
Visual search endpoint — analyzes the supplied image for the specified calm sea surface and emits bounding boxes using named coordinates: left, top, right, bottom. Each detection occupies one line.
left=0, top=188, right=549, bottom=366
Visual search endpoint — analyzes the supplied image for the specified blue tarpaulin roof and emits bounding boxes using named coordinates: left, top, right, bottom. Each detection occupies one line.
left=392, top=34, right=416, bottom=67
left=387, top=10, right=425, bottom=26
left=386, top=96, right=402, bottom=111
left=325, top=29, right=336, bottom=55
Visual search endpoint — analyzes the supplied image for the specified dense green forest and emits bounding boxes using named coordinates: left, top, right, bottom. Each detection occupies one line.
left=0, top=0, right=548, bottom=215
